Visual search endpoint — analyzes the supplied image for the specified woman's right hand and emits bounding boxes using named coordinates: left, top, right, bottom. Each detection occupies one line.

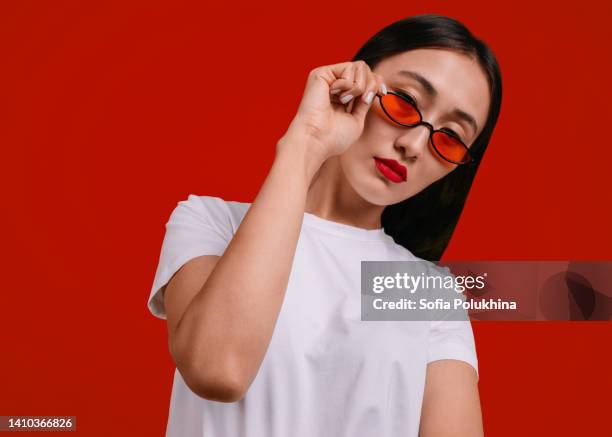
left=278, top=61, right=387, bottom=163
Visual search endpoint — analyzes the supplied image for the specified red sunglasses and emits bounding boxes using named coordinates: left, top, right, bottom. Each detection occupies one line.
left=376, top=91, right=476, bottom=165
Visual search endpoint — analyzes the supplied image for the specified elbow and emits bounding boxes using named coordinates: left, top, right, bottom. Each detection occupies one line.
left=174, top=351, right=249, bottom=403
left=183, top=369, right=248, bottom=403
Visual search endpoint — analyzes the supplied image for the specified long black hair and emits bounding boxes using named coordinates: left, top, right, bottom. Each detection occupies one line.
left=352, top=14, right=503, bottom=261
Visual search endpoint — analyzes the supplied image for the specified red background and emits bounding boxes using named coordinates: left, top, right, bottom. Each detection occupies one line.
left=2, top=0, right=611, bottom=435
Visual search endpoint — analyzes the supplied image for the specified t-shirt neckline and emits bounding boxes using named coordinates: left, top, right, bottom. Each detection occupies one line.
left=302, top=211, right=391, bottom=242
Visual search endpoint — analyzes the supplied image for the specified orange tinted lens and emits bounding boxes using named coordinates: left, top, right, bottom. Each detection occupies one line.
left=381, top=94, right=420, bottom=125
left=432, top=131, right=469, bottom=163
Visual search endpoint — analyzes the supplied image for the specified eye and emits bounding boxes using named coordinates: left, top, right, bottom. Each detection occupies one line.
left=393, top=89, right=418, bottom=106
left=440, top=127, right=466, bottom=144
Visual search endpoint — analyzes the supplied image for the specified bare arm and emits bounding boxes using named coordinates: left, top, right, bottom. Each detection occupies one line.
left=162, top=61, right=384, bottom=402
left=164, top=138, right=323, bottom=402
left=419, top=360, right=483, bottom=437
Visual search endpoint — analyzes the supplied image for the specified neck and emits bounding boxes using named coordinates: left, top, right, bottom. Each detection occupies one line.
left=305, top=156, right=385, bottom=230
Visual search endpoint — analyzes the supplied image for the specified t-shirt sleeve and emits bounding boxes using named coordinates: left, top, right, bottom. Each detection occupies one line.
left=147, top=195, right=235, bottom=320
left=426, top=265, right=479, bottom=379
left=427, top=319, right=479, bottom=380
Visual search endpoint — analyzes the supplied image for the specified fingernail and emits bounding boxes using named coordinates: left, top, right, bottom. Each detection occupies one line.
left=340, top=94, right=354, bottom=104
left=330, top=88, right=342, bottom=94
left=363, top=91, right=374, bottom=104
left=380, top=83, right=387, bottom=95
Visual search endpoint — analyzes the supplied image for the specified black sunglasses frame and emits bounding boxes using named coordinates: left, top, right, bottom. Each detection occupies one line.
left=375, top=91, right=477, bottom=166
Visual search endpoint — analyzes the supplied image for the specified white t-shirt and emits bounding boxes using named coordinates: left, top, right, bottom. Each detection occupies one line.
left=148, top=194, right=478, bottom=437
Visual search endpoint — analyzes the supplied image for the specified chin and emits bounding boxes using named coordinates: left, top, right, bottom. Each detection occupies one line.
left=347, top=173, right=412, bottom=206
left=342, top=157, right=410, bottom=206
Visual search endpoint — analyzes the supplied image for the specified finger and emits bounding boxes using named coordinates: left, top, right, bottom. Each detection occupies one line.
left=310, top=62, right=353, bottom=85
left=352, top=71, right=380, bottom=119
left=346, top=98, right=355, bottom=113
left=339, top=63, right=365, bottom=102
left=302, top=63, right=355, bottom=111
left=354, top=62, right=367, bottom=95
left=374, top=73, right=388, bottom=95
left=338, top=64, right=356, bottom=101
left=329, top=78, right=354, bottom=95
left=359, top=75, right=379, bottom=105
left=327, top=78, right=354, bottom=107
left=339, top=63, right=355, bottom=86
left=324, top=61, right=359, bottom=83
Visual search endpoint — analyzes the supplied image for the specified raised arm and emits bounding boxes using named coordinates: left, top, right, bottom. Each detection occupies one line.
left=164, top=133, right=322, bottom=402
left=163, top=61, right=386, bottom=402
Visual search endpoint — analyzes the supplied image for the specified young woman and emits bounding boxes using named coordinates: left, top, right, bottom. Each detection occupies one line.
left=148, top=13, right=502, bottom=437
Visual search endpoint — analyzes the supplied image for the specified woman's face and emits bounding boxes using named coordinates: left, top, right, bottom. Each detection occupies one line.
left=339, top=48, right=491, bottom=206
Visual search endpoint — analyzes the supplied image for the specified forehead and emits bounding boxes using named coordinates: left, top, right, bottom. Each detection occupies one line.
left=373, top=48, right=490, bottom=134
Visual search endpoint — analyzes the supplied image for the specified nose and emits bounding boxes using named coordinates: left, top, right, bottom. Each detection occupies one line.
left=394, top=124, right=431, bottom=161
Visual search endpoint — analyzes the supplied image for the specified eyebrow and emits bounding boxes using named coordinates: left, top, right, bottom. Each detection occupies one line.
left=397, top=70, right=479, bottom=136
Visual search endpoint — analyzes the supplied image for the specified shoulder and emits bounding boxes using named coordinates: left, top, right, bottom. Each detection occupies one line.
left=147, top=195, right=252, bottom=319
left=170, top=194, right=251, bottom=232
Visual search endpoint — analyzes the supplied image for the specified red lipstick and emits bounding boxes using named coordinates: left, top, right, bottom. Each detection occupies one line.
left=374, top=157, right=407, bottom=183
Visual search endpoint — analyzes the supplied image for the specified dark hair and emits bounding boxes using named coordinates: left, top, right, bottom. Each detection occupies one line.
left=351, top=14, right=503, bottom=261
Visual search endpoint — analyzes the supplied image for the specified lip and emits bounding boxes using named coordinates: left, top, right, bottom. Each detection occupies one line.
left=374, top=157, right=407, bottom=183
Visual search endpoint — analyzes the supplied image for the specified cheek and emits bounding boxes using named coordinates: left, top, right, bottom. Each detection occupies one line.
left=339, top=145, right=372, bottom=175
left=421, top=156, right=456, bottom=189
left=401, top=155, right=455, bottom=197
left=371, top=100, right=386, bottom=119
left=368, top=101, right=400, bottom=129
